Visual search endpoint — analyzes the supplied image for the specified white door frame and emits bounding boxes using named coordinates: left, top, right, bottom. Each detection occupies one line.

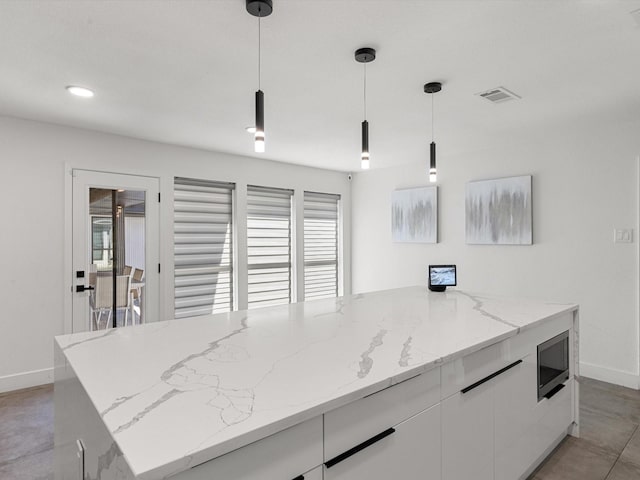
left=64, top=167, right=161, bottom=334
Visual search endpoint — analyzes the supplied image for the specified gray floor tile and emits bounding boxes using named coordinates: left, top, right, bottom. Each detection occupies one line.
left=605, top=460, right=640, bottom=480
left=0, top=448, right=53, bottom=480
left=580, top=406, right=638, bottom=455
left=620, top=427, right=640, bottom=468
left=0, top=385, right=53, bottom=465
left=533, top=436, right=618, bottom=480
left=580, top=378, right=640, bottom=424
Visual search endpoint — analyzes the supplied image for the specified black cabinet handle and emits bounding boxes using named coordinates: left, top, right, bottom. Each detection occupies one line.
left=324, top=428, right=396, bottom=469
left=461, top=359, right=523, bottom=394
left=76, top=285, right=95, bottom=292
left=544, top=383, right=565, bottom=400
left=291, top=476, right=304, bottom=480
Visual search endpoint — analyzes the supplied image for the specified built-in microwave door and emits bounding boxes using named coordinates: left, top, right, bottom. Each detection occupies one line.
left=537, top=330, right=569, bottom=400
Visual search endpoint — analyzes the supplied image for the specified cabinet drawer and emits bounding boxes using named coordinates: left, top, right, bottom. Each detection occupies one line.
left=442, top=379, right=494, bottom=480
left=324, top=367, right=440, bottom=461
left=324, top=403, right=441, bottom=480
left=531, top=378, right=573, bottom=459
left=494, top=355, right=538, bottom=480
left=441, top=340, right=514, bottom=399
left=180, top=416, right=322, bottom=480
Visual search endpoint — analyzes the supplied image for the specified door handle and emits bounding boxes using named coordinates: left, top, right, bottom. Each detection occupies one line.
left=461, top=359, right=523, bottom=394
left=324, top=428, right=396, bottom=468
left=76, top=285, right=95, bottom=293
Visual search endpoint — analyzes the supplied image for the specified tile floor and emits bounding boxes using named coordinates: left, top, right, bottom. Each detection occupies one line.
left=0, top=378, right=639, bottom=479
left=0, top=384, right=53, bottom=480
left=528, top=377, right=640, bottom=480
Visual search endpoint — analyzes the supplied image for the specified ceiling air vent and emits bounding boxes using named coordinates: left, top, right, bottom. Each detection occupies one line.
left=476, top=86, right=521, bottom=104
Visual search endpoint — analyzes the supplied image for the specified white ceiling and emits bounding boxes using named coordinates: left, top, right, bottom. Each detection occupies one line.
left=1, top=0, right=639, bottom=172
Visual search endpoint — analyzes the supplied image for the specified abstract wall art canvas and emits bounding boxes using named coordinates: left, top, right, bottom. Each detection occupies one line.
left=391, top=186, right=437, bottom=243
left=465, top=175, right=532, bottom=245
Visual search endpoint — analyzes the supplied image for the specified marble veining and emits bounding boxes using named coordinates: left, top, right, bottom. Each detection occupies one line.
left=358, top=329, right=388, bottom=378
left=457, top=291, right=521, bottom=329
left=56, top=287, right=577, bottom=480
left=62, top=328, right=118, bottom=351
left=399, top=336, right=413, bottom=367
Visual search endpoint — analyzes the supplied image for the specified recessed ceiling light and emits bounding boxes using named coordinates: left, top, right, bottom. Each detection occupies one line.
left=245, top=126, right=256, bottom=133
left=66, top=86, right=94, bottom=98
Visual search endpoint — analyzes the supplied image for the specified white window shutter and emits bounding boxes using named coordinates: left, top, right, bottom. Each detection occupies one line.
left=247, top=185, right=293, bottom=309
left=304, top=191, right=340, bottom=300
left=174, top=178, right=234, bottom=318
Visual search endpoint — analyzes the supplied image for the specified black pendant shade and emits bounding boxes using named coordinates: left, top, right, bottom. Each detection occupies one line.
left=255, top=90, right=265, bottom=152
left=361, top=120, right=369, bottom=167
left=430, top=141, right=437, bottom=182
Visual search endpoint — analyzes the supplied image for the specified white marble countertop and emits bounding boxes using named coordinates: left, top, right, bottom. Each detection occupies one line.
left=55, top=287, right=577, bottom=479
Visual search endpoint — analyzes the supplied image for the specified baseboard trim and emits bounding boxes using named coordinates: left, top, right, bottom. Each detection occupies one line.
left=0, top=367, right=54, bottom=394
left=580, top=362, right=640, bottom=390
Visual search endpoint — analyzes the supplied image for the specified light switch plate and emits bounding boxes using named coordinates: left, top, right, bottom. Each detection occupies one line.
left=614, top=229, right=633, bottom=243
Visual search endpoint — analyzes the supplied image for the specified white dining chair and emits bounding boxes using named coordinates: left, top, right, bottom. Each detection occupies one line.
left=91, top=275, right=133, bottom=329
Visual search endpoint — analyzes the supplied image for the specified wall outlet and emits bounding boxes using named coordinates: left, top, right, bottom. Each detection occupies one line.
left=614, top=229, right=633, bottom=243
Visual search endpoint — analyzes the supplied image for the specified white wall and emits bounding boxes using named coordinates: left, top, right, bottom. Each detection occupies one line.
left=0, top=115, right=351, bottom=392
left=352, top=120, right=640, bottom=388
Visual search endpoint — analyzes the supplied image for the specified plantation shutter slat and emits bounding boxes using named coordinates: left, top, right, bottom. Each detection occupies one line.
left=174, top=177, right=234, bottom=318
left=304, top=192, right=339, bottom=300
left=247, top=185, right=293, bottom=309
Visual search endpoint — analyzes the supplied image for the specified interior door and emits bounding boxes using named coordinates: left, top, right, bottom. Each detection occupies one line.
left=71, top=169, right=159, bottom=333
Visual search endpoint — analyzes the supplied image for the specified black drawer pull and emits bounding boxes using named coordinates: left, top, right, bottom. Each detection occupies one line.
left=544, top=383, right=565, bottom=400
left=324, top=427, right=396, bottom=469
left=461, top=359, right=523, bottom=394
left=291, top=476, right=304, bottom=480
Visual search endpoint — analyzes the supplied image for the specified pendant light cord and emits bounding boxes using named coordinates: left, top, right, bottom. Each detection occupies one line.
left=258, top=14, right=262, bottom=90
left=431, top=93, right=434, bottom=141
left=363, top=63, right=367, bottom=120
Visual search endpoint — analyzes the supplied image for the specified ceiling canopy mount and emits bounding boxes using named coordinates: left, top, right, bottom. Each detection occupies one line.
left=246, top=0, right=273, bottom=17
left=424, top=82, right=442, bottom=94
left=355, top=47, right=376, bottom=63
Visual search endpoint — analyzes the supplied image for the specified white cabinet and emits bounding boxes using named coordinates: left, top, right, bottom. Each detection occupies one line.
left=443, top=348, right=574, bottom=480
left=324, top=369, right=441, bottom=480
left=494, top=355, right=537, bottom=480
left=180, top=416, right=323, bottom=480
left=442, top=355, right=533, bottom=480
left=532, top=377, right=573, bottom=459
left=442, top=378, right=494, bottom=480
left=324, top=368, right=440, bottom=460
left=324, top=403, right=441, bottom=480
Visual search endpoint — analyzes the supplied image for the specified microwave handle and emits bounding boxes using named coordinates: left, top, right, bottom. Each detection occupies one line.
left=543, top=383, right=566, bottom=400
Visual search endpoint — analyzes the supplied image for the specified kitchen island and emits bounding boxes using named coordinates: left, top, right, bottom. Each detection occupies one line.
left=55, top=287, right=579, bottom=480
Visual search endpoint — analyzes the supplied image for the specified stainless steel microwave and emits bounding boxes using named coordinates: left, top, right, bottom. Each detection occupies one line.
left=537, top=330, right=570, bottom=401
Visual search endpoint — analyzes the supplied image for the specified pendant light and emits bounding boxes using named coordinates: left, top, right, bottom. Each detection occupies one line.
left=355, top=48, right=376, bottom=169
left=424, top=82, right=442, bottom=182
left=246, top=0, right=273, bottom=153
